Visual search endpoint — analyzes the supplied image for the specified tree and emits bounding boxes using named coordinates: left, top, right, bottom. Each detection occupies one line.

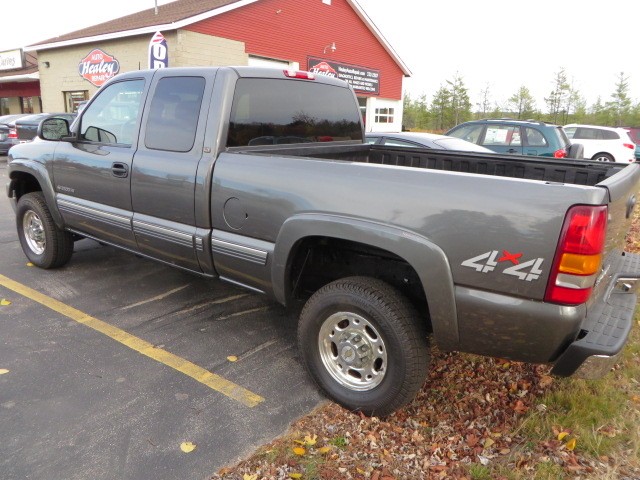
left=544, top=68, right=570, bottom=124
left=446, top=73, right=472, bottom=128
left=606, top=72, right=632, bottom=126
left=506, top=86, right=536, bottom=119
left=431, top=86, right=451, bottom=131
left=476, top=84, right=492, bottom=119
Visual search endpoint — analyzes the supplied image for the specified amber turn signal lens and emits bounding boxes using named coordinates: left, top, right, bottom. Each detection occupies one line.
left=558, top=253, right=601, bottom=276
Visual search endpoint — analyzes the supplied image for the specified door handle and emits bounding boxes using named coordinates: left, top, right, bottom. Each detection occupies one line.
left=111, top=162, right=129, bottom=178
left=507, top=148, right=518, bottom=154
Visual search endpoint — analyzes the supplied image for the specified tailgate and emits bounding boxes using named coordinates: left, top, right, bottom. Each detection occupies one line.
left=600, top=163, right=640, bottom=253
left=551, top=163, right=640, bottom=377
left=592, top=163, right=640, bottom=299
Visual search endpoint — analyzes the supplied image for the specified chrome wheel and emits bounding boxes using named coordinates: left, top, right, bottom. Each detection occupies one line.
left=23, top=210, right=46, bottom=255
left=318, top=311, right=387, bottom=391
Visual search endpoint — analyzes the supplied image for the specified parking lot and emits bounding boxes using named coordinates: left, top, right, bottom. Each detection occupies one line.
left=0, top=156, right=324, bottom=480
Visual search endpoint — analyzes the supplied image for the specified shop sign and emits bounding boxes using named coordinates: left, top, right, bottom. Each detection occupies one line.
left=78, top=49, right=120, bottom=87
left=0, top=49, right=24, bottom=71
left=307, top=57, right=379, bottom=94
left=149, top=32, right=169, bottom=69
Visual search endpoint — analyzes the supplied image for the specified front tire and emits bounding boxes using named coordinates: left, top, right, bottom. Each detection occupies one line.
left=16, top=192, right=73, bottom=269
left=298, top=276, right=429, bottom=416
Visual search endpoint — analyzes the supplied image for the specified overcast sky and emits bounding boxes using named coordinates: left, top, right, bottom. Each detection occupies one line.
left=2, top=0, right=638, bottom=110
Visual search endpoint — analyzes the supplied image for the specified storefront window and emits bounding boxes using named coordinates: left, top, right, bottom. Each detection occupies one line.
left=65, top=91, right=89, bottom=113
left=21, top=97, right=34, bottom=114
left=0, top=98, right=8, bottom=115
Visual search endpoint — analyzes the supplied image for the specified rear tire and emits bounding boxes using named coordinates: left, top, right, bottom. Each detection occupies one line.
left=298, top=276, right=429, bottom=416
left=16, top=192, right=73, bottom=269
left=592, top=152, right=614, bottom=162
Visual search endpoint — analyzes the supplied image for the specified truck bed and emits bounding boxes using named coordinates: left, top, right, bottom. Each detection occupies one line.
left=239, top=143, right=622, bottom=186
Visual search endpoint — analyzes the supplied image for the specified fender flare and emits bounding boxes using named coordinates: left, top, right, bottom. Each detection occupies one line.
left=272, top=213, right=459, bottom=350
left=8, top=159, right=64, bottom=228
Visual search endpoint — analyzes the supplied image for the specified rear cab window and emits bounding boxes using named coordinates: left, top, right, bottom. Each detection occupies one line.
left=227, top=78, right=362, bottom=147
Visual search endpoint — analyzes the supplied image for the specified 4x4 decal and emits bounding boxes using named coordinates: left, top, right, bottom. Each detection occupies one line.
left=462, top=250, right=544, bottom=282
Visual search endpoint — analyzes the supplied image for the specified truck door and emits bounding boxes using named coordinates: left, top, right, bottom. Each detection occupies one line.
left=130, top=73, right=211, bottom=271
left=52, top=78, right=147, bottom=249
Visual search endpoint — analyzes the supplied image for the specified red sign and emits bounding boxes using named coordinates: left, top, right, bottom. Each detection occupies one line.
left=78, top=49, right=120, bottom=87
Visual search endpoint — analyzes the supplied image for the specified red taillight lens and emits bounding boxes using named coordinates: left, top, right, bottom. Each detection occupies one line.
left=545, top=205, right=608, bottom=305
left=561, top=206, right=607, bottom=255
left=284, top=70, right=315, bottom=80
left=8, top=128, right=17, bottom=139
left=554, top=149, right=567, bottom=158
left=624, top=143, right=635, bottom=150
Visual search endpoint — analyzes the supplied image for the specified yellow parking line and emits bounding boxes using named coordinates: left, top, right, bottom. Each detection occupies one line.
left=0, top=273, right=264, bottom=408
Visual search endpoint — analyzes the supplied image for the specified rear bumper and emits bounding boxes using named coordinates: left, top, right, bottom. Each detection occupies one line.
left=551, top=252, right=640, bottom=378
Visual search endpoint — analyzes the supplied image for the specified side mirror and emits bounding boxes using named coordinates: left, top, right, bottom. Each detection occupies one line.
left=38, top=117, right=71, bottom=141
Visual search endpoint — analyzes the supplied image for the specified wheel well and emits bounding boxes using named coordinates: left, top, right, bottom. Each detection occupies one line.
left=10, top=172, right=42, bottom=200
left=288, top=236, right=430, bottom=327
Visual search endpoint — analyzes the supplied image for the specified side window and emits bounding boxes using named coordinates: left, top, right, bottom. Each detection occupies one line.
left=80, top=80, right=145, bottom=146
left=573, top=128, right=597, bottom=140
left=448, top=124, right=483, bottom=144
left=525, top=127, right=547, bottom=147
left=383, top=138, right=423, bottom=148
left=601, top=130, right=619, bottom=140
left=564, top=127, right=576, bottom=139
left=483, top=125, right=520, bottom=146
left=145, top=76, right=205, bottom=152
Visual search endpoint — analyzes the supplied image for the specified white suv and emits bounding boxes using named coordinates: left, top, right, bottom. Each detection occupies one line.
left=563, top=124, right=636, bottom=163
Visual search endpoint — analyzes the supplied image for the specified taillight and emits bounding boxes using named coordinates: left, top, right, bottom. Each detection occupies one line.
left=284, top=70, right=316, bottom=80
left=8, top=128, right=17, bottom=139
left=545, top=205, right=607, bottom=305
left=553, top=149, right=567, bottom=158
left=624, top=143, right=635, bottom=150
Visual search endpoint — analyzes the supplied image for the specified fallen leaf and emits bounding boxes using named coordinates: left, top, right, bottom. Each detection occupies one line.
left=0, top=369, right=9, bottom=375
left=292, top=447, right=306, bottom=456
left=317, top=446, right=332, bottom=454
left=0, top=299, right=11, bottom=306
left=243, top=474, right=258, bottom=480
left=26, top=262, right=34, bottom=267
left=566, top=438, right=577, bottom=451
left=180, top=441, right=197, bottom=453
left=513, top=400, right=528, bottom=414
left=558, top=431, right=569, bottom=441
left=289, top=474, right=302, bottom=479
left=227, top=355, right=238, bottom=362
left=539, top=375, right=553, bottom=388
left=483, top=438, right=495, bottom=448
left=304, top=434, right=317, bottom=446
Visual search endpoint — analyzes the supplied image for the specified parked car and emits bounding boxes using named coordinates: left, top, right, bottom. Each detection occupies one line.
left=445, top=119, right=577, bottom=158
left=563, top=124, right=636, bottom=163
left=15, top=113, right=77, bottom=143
left=365, top=131, right=493, bottom=152
left=0, top=114, right=30, bottom=154
left=622, top=126, right=640, bottom=161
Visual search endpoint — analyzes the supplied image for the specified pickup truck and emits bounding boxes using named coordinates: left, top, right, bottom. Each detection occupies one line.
left=6, top=66, right=640, bottom=416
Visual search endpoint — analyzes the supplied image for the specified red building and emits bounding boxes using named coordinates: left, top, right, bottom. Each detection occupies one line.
left=23, top=0, right=410, bottom=131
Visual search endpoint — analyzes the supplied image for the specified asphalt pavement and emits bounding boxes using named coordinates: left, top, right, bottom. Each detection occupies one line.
left=0, top=158, right=324, bottom=480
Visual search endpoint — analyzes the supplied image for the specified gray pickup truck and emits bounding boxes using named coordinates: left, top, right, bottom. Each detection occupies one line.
left=6, top=67, right=640, bottom=416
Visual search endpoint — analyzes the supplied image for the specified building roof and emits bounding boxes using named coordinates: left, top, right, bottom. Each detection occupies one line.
left=26, top=0, right=410, bottom=76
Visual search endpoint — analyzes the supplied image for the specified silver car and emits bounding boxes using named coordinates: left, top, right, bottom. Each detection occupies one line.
left=366, top=131, right=493, bottom=152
